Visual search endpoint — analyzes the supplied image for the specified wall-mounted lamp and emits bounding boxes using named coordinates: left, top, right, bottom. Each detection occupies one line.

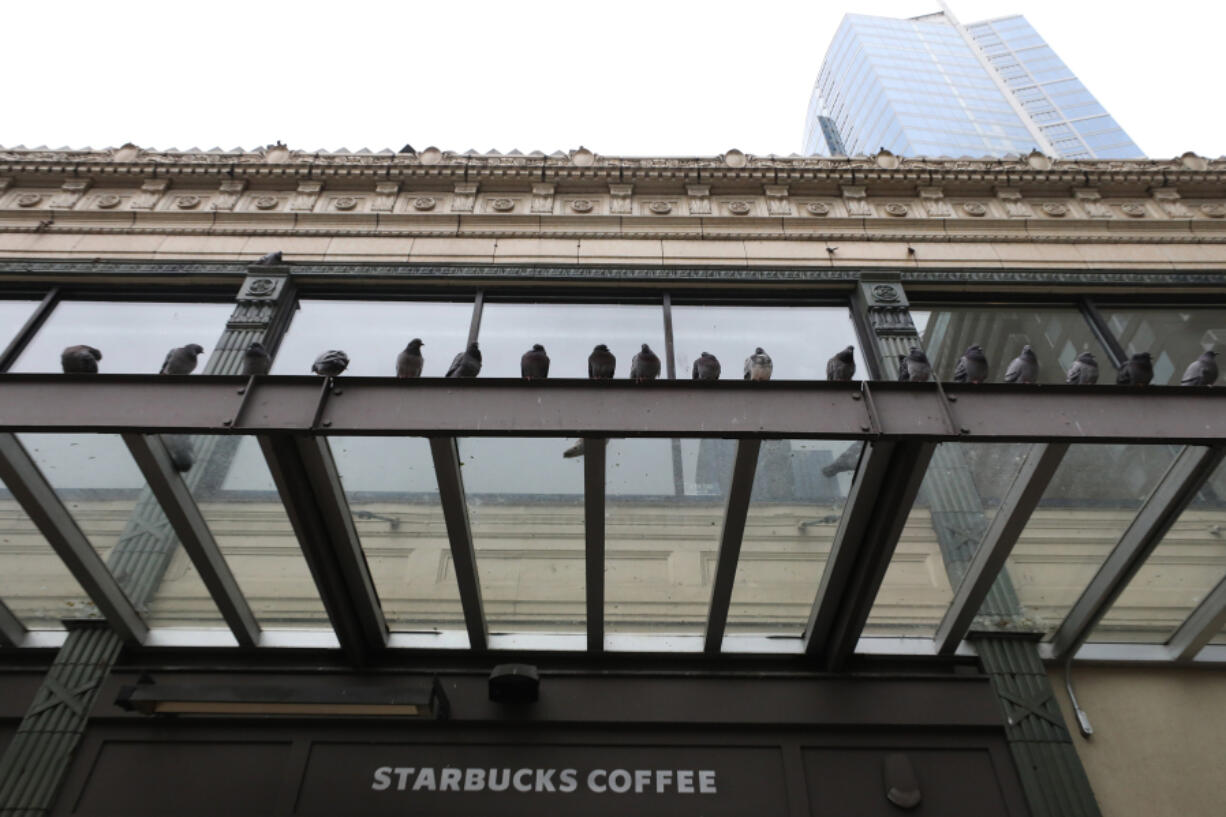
left=488, top=663, right=539, bottom=703
left=116, top=677, right=448, bottom=719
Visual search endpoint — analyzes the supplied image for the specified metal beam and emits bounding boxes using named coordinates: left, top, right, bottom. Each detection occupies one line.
left=429, top=437, right=488, bottom=651
left=584, top=437, right=607, bottom=653
left=122, top=433, right=260, bottom=648
left=704, top=440, right=763, bottom=653
left=0, top=433, right=147, bottom=643
left=803, top=440, right=936, bottom=669
left=933, top=442, right=1070, bottom=654
left=1049, top=445, right=1226, bottom=662
left=258, top=434, right=387, bottom=664
left=0, top=597, right=23, bottom=647
left=1167, top=571, right=1226, bottom=661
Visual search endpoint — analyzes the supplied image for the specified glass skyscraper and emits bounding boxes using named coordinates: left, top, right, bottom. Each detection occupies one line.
left=804, top=10, right=1143, bottom=159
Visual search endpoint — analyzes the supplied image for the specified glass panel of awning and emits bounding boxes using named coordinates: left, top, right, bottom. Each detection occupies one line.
left=460, top=438, right=585, bottom=634
left=0, top=299, right=40, bottom=350
left=0, top=484, right=93, bottom=629
left=190, top=436, right=327, bottom=629
left=1099, top=307, right=1226, bottom=385
left=725, top=440, right=858, bottom=636
left=329, top=436, right=466, bottom=634
left=1088, top=454, right=1226, bottom=643
left=605, top=439, right=727, bottom=638
left=16, top=433, right=226, bottom=629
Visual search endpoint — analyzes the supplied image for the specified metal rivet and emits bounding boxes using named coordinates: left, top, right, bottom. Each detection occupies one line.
left=947, top=395, right=957, bottom=402
left=851, top=393, right=862, bottom=401
left=236, top=388, right=246, bottom=395
left=861, top=425, right=871, bottom=432
left=960, top=427, right=971, bottom=434
left=332, top=389, right=343, bottom=396
left=222, top=419, right=232, bottom=426
left=322, top=420, right=332, bottom=427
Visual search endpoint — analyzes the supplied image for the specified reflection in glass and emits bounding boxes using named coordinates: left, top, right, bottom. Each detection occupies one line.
left=0, top=485, right=93, bottom=629
left=0, top=299, right=40, bottom=354
left=273, top=300, right=474, bottom=377
left=1100, top=308, right=1226, bottom=385
left=726, top=440, right=860, bottom=635
left=1090, top=452, right=1226, bottom=643
left=671, top=305, right=857, bottom=381
left=460, top=438, right=585, bottom=633
left=477, top=301, right=665, bottom=379
left=11, top=301, right=230, bottom=374
left=329, top=437, right=466, bottom=634
left=913, top=304, right=1111, bottom=383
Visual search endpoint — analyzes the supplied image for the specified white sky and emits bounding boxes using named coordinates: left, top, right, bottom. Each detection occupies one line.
left=4, top=1, right=1223, bottom=159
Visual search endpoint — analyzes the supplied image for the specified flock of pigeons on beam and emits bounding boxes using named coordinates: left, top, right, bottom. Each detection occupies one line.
left=58, top=339, right=1221, bottom=387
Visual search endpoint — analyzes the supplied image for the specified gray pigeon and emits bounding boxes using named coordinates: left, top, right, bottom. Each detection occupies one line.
left=588, top=344, right=616, bottom=379
left=254, top=250, right=283, bottom=266
left=1181, top=350, right=1218, bottom=386
left=1116, top=352, right=1154, bottom=386
left=902, top=346, right=932, bottom=382
left=160, top=344, right=205, bottom=375
left=243, top=341, right=272, bottom=375
left=162, top=434, right=195, bottom=473
left=630, top=344, right=661, bottom=381
left=692, top=352, right=721, bottom=380
left=744, top=347, right=773, bottom=381
left=1004, top=345, right=1039, bottom=384
left=1066, top=352, right=1099, bottom=384
left=61, top=345, right=102, bottom=374
left=826, top=345, right=855, bottom=381
left=311, top=350, right=350, bottom=377
left=521, top=344, right=550, bottom=379
left=953, top=345, right=989, bottom=384
left=446, top=342, right=482, bottom=378
left=396, top=338, right=424, bottom=378
left=821, top=441, right=864, bottom=477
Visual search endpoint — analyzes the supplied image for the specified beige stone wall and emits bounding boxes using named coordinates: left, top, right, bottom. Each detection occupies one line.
left=1049, top=665, right=1226, bottom=817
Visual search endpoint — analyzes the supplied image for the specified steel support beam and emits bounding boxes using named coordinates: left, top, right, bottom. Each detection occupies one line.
left=0, top=433, right=147, bottom=643
left=429, top=437, right=488, bottom=651
left=704, top=439, right=763, bottom=653
left=122, top=433, right=260, bottom=648
left=934, top=442, right=1070, bottom=654
left=584, top=438, right=607, bottom=653
left=258, top=434, right=387, bottom=664
left=1049, top=445, right=1226, bottom=662
left=803, top=440, right=936, bottom=669
left=1167, top=571, right=1226, bottom=661
left=0, top=597, right=23, bottom=647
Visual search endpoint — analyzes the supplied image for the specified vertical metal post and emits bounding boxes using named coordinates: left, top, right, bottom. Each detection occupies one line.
left=704, top=439, right=761, bottom=653
left=662, top=294, right=685, bottom=496
left=584, top=437, right=607, bottom=652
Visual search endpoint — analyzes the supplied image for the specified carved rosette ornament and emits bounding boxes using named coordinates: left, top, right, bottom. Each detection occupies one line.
left=95, top=194, right=121, bottom=209
left=489, top=198, right=516, bottom=212
left=805, top=202, right=831, bottom=216
left=1041, top=203, right=1068, bottom=217
left=1121, top=203, right=1147, bottom=218
left=962, top=202, right=987, bottom=217
left=1200, top=203, right=1226, bottom=218
left=884, top=203, right=908, bottom=217
left=15, top=193, right=42, bottom=207
left=174, top=195, right=202, bottom=210
left=413, top=196, right=437, bottom=211
left=333, top=196, right=359, bottom=211
left=648, top=201, right=673, bottom=215
left=253, top=196, right=279, bottom=210
left=569, top=199, right=594, bottom=213
left=726, top=200, right=752, bottom=215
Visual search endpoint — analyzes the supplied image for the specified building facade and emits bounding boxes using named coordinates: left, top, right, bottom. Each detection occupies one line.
left=804, top=10, right=1143, bottom=159
left=0, top=144, right=1224, bottom=817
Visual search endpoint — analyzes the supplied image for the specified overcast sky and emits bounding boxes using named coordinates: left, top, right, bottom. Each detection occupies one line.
left=4, top=1, right=1223, bottom=159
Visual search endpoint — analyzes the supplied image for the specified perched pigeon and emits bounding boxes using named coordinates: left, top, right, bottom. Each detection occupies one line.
left=61, top=345, right=102, bottom=374
left=744, top=347, right=773, bottom=381
left=254, top=250, right=283, bottom=266
left=826, top=345, right=855, bottom=381
left=312, top=350, right=350, bottom=377
left=243, top=341, right=271, bottom=375
left=692, top=352, right=721, bottom=380
left=1004, top=345, right=1039, bottom=384
left=162, top=434, right=195, bottom=473
left=630, top=344, right=661, bottom=381
left=588, top=344, right=616, bottom=379
left=821, top=441, right=864, bottom=477
left=1181, top=350, right=1218, bottom=386
left=396, top=338, right=424, bottom=379
left=897, top=354, right=910, bottom=382
left=160, top=344, right=205, bottom=375
left=1066, top=352, right=1099, bottom=384
left=953, top=345, right=989, bottom=384
left=446, top=342, right=482, bottom=378
left=1116, top=352, right=1154, bottom=386
left=901, top=346, right=933, bottom=382
left=521, top=344, right=550, bottom=379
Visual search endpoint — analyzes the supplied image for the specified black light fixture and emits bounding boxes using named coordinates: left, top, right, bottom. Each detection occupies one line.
left=488, top=663, right=539, bottom=703
left=116, top=677, right=448, bottom=719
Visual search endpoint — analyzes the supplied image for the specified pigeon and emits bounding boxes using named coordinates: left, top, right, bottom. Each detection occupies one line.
left=821, top=441, right=864, bottom=477
left=826, top=345, right=855, bottom=381
left=162, top=434, right=195, bottom=473
left=243, top=341, right=272, bottom=375
left=160, top=344, right=205, bottom=375
left=312, top=350, right=350, bottom=377
left=1066, top=352, right=1099, bottom=384
left=1116, top=352, right=1154, bottom=386
left=630, top=344, right=661, bottom=381
left=953, top=344, right=989, bottom=384
left=1004, top=345, right=1039, bottom=384
left=521, top=344, right=550, bottom=379
left=1181, top=350, right=1218, bottom=386
left=588, top=344, right=616, bottom=379
left=446, top=342, right=482, bottom=378
left=396, top=338, right=424, bottom=379
left=254, top=250, right=283, bottom=266
left=744, top=347, right=773, bottom=381
left=692, top=352, right=721, bottom=380
left=901, top=346, right=932, bottom=382
left=61, top=345, right=102, bottom=374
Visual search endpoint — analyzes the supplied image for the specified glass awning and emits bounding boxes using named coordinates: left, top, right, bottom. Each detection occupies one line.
left=2, top=374, right=1226, bottom=668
